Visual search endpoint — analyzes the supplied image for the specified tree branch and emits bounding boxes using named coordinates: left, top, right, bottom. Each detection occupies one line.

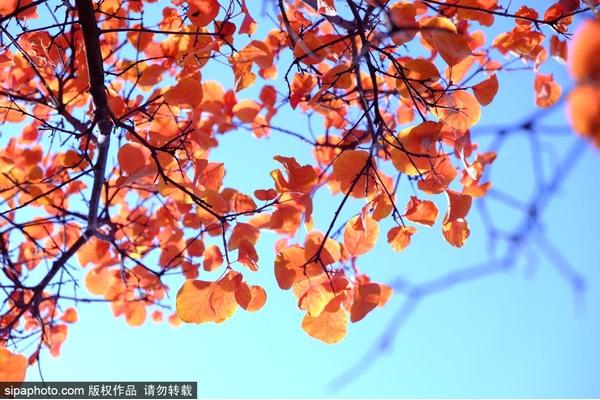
left=75, top=0, right=113, bottom=234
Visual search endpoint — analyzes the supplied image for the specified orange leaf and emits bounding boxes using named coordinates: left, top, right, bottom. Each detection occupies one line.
left=388, top=121, right=442, bottom=176
left=404, top=196, right=438, bottom=226
left=389, top=2, right=419, bottom=45
left=304, top=231, right=341, bottom=266
left=321, top=63, right=353, bottom=89
left=387, top=226, right=417, bottom=252
left=569, top=20, right=600, bottom=81
left=151, top=310, right=163, bottom=322
left=343, top=215, right=379, bottom=257
left=298, top=283, right=336, bottom=317
left=186, top=238, right=205, bottom=257
left=421, top=17, right=472, bottom=66
left=232, top=61, right=256, bottom=92
left=254, top=188, right=278, bottom=201
left=168, top=312, right=182, bottom=327
left=127, top=24, right=153, bottom=51
left=237, top=239, right=259, bottom=271
left=159, top=243, right=184, bottom=268
left=0, top=1, right=18, bottom=15
left=269, top=205, right=303, bottom=235
left=203, top=245, right=224, bottom=271
left=235, top=40, right=271, bottom=66
left=550, top=35, right=567, bottom=64
left=77, top=237, right=110, bottom=267
left=433, top=90, right=481, bottom=130
left=417, top=156, right=458, bottom=194
left=534, top=74, right=562, bottom=108
left=274, top=246, right=305, bottom=290
left=176, top=280, right=222, bottom=323
left=60, top=307, right=78, bottom=323
left=442, top=190, right=472, bottom=247
left=301, top=306, right=348, bottom=344
left=232, top=192, right=257, bottom=213
left=239, top=0, right=257, bottom=35
left=442, top=219, right=470, bottom=247
left=235, top=283, right=267, bottom=311
left=446, top=56, right=476, bottom=83
left=455, top=0, right=497, bottom=26
left=228, top=223, right=259, bottom=250
left=164, top=77, right=203, bottom=108
left=176, top=271, right=242, bottom=324
left=85, top=267, right=113, bottom=296
left=396, top=59, right=440, bottom=97
left=271, top=156, right=317, bottom=193
left=444, top=190, right=472, bottom=223
left=472, top=74, right=499, bottom=106
left=350, top=283, right=381, bottom=323
left=260, top=85, right=277, bottom=108
left=293, top=34, right=326, bottom=65
left=22, top=219, right=54, bottom=240
left=515, top=5, right=538, bottom=26
left=138, top=64, right=164, bottom=88
left=290, top=73, right=316, bottom=109
left=371, top=191, right=394, bottom=221
left=117, top=142, right=151, bottom=175
left=378, top=284, right=393, bottom=307
left=43, top=324, right=68, bottom=357
left=187, top=0, right=219, bottom=27
left=568, top=84, right=600, bottom=147
left=233, top=99, right=261, bottom=122
left=195, top=161, right=225, bottom=191
left=0, top=348, right=28, bottom=382
left=332, top=150, right=376, bottom=198
left=124, top=301, right=146, bottom=327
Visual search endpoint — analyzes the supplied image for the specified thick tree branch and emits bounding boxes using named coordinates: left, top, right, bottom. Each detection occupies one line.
left=75, top=0, right=113, bottom=234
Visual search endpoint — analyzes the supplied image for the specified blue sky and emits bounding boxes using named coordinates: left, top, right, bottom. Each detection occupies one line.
left=5, top=1, right=600, bottom=397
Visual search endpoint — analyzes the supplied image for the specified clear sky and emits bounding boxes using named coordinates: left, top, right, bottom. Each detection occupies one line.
left=9, top=1, right=600, bottom=398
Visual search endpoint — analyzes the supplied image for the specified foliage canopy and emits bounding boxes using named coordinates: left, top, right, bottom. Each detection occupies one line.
left=0, top=0, right=599, bottom=381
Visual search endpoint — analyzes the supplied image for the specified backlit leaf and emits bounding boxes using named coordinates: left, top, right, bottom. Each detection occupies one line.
left=534, top=74, right=562, bottom=108
left=332, top=150, right=376, bottom=198
left=176, top=271, right=242, bottom=324
left=442, top=219, right=471, bottom=247
left=387, top=226, right=417, bottom=252
left=343, top=215, right=379, bottom=257
left=421, top=17, right=472, bottom=66
left=433, top=91, right=481, bottom=130
left=404, top=196, right=439, bottom=226
left=203, top=245, right=224, bottom=271
left=235, top=283, right=267, bottom=311
left=164, top=77, right=203, bottom=108
left=301, top=306, right=348, bottom=344
left=187, top=0, right=220, bottom=27
left=0, top=348, right=28, bottom=382
left=350, top=283, right=381, bottom=323
left=117, top=143, right=152, bottom=175
left=472, top=74, right=499, bottom=106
